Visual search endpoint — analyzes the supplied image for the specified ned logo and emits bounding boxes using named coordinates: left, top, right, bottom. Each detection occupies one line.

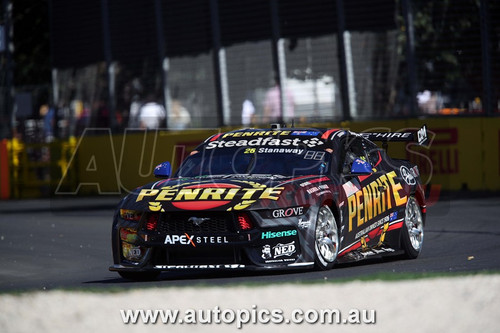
left=273, top=241, right=296, bottom=258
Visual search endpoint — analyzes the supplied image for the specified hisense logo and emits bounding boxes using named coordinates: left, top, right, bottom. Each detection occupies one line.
left=261, top=230, right=297, bottom=239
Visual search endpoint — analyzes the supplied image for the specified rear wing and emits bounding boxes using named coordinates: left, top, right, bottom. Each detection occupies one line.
left=360, top=124, right=429, bottom=146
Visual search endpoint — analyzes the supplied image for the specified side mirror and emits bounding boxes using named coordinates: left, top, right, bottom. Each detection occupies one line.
left=350, top=158, right=372, bottom=175
left=154, top=161, right=171, bottom=178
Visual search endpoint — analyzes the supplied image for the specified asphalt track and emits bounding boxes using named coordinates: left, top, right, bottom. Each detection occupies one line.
left=1, top=195, right=499, bottom=292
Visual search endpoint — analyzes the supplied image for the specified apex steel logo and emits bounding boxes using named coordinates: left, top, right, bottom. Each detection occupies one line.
left=261, top=229, right=297, bottom=240
left=164, top=234, right=229, bottom=247
left=164, top=233, right=196, bottom=247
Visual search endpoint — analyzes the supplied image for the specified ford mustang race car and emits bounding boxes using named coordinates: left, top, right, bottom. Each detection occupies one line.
left=110, top=125, right=428, bottom=280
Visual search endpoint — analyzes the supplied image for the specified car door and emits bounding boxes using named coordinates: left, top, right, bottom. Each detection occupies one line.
left=338, top=136, right=392, bottom=254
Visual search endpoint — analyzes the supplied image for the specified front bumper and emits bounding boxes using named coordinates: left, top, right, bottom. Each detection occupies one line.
left=109, top=261, right=314, bottom=272
left=111, top=206, right=319, bottom=272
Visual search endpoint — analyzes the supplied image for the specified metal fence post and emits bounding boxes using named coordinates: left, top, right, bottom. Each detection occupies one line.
left=2, top=0, right=14, bottom=139
left=210, top=0, right=230, bottom=127
left=402, top=0, right=417, bottom=116
left=479, top=0, right=493, bottom=116
left=101, top=0, right=117, bottom=131
left=270, top=0, right=286, bottom=124
left=335, top=0, right=352, bottom=121
left=154, top=0, right=170, bottom=128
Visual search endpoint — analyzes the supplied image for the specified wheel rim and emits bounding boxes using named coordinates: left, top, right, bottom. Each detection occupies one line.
left=315, top=206, right=339, bottom=263
left=405, top=197, right=424, bottom=251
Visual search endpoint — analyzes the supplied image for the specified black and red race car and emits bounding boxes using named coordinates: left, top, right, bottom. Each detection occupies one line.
left=110, top=125, right=428, bottom=280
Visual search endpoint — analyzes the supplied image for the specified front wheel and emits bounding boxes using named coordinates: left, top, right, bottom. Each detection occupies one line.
left=401, top=196, right=424, bottom=259
left=314, top=206, right=340, bottom=270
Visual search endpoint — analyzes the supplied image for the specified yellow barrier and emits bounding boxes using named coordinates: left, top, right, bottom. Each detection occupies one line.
left=56, top=129, right=220, bottom=195
left=0, top=139, right=10, bottom=199
left=6, top=137, right=78, bottom=199
left=3, top=118, right=500, bottom=198
left=482, top=118, right=500, bottom=191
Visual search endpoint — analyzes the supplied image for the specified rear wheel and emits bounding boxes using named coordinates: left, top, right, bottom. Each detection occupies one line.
left=118, top=271, right=160, bottom=281
left=314, top=206, right=339, bottom=270
left=401, top=196, right=424, bottom=259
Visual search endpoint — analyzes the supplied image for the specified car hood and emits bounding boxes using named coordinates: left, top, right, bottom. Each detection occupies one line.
left=120, top=174, right=329, bottom=212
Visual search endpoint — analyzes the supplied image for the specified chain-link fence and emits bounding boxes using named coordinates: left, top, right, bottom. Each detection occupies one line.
left=2, top=0, right=500, bottom=140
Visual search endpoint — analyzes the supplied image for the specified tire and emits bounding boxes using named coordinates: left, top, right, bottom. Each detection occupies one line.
left=401, top=196, right=424, bottom=259
left=314, top=206, right=340, bottom=270
left=118, top=271, right=160, bottom=281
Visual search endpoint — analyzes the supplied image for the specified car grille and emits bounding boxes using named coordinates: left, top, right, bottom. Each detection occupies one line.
left=155, top=212, right=233, bottom=234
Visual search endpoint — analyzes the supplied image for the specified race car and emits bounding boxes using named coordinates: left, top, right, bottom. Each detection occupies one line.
left=110, top=125, right=428, bottom=280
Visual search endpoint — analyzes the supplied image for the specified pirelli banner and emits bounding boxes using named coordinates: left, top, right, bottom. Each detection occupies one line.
left=55, top=118, right=500, bottom=196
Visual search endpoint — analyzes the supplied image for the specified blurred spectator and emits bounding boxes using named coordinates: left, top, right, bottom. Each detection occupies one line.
left=39, top=104, right=55, bottom=142
left=263, top=78, right=295, bottom=123
left=417, top=90, right=438, bottom=114
left=168, top=99, right=191, bottom=130
left=128, top=95, right=142, bottom=128
left=241, top=96, right=256, bottom=127
left=127, top=78, right=143, bottom=128
left=75, top=102, right=91, bottom=136
left=94, top=99, right=110, bottom=127
left=138, top=94, right=166, bottom=129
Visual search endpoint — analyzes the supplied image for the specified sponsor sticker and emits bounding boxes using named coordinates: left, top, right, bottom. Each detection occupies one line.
left=205, top=137, right=324, bottom=150
left=347, top=170, right=408, bottom=232
left=273, top=241, right=296, bottom=258
left=291, top=130, right=320, bottom=136
left=303, top=151, right=325, bottom=160
left=164, top=234, right=229, bottom=247
left=298, top=218, right=311, bottom=229
left=261, top=229, right=297, bottom=240
left=400, top=166, right=416, bottom=185
left=222, top=130, right=291, bottom=138
left=271, top=206, right=304, bottom=218
left=155, top=264, right=245, bottom=269
left=122, top=243, right=143, bottom=260
left=261, top=241, right=298, bottom=263
left=261, top=244, right=272, bottom=259
left=137, top=182, right=285, bottom=212
left=306, top=184, right=330, bottom=195
left=417, top=125, right=428, bottom=145
left=389, top=211, right=398, bottom=221
left=257, top=147, right=304, bottom=154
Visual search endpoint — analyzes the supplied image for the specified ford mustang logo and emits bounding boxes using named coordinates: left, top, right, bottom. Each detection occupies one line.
left=188, top=217, right=211, bottom=226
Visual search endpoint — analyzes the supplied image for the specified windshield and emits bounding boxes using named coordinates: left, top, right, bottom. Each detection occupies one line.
left=176, top=147, right=331, bottom=177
